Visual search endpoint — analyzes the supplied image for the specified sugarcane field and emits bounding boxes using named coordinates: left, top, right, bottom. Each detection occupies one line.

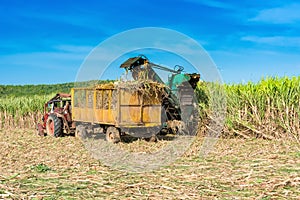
left=1, top=1, right=300, bottom=199
left=1, top=62, right=299, bottom=199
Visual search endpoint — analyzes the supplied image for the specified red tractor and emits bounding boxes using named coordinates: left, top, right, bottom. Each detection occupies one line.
left=37, top=93, right=75, bottom=137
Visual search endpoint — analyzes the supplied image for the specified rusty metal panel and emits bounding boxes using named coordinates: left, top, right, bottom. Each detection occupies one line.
left=142, top=105, right=161, bottom=124
left=72, top=107, right=85, bottom=122
left=94, top=109, right=117, bottom=124
left=103, top=110, right=115, bottom=123
left=94, top=109, right=103, bottom=122
left=120, top=106, right=141, bottom=124
left=120, top=89, right=140, bottom=105
left=85, top=108, right=94, bottom=122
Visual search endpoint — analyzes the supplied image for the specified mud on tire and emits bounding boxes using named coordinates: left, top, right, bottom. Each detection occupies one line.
left=106, top=126, right=121, bottom=143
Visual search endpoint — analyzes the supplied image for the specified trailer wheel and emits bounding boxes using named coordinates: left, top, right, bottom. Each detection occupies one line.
left=46, top=114, right=63, bottom=137
left=148, top=134, right=158, bottom=142
left=75, top=125, right=87, bottom=139
left=106, top=126, right=121, bottom=143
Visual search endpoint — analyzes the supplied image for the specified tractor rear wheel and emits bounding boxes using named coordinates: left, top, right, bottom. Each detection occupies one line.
left=106, top=126, right=121, bottom=143
left=46, top=114, right=63, bottom=137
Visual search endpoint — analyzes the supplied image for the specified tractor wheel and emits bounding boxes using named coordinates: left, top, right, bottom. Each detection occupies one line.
left=75, top=125, right=87, bottom=139
left=106, top=126, right=121, bottom=143
left=46, top=114, right=63, bottom=137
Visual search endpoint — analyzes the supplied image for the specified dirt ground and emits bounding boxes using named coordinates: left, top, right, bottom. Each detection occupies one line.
left=0, top=129, right=299, bottom=199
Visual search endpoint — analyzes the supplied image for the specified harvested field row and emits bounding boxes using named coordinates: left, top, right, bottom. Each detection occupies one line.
left=0, top=129, right=299, bottom=199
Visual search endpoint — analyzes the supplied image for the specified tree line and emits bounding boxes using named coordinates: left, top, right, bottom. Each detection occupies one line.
left=0, top=80, right=112, bottom=97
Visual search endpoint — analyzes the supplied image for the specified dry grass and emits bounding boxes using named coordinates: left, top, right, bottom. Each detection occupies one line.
left=117, top=136, right=171, bottom=153
left=0, top=129, right=299, bottom=199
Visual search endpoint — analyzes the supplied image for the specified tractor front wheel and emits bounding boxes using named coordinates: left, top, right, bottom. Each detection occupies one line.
left=46, top=114, right=63, bottom=137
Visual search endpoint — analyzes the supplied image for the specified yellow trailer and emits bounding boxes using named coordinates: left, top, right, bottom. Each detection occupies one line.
left=71, top=82, right=163, bottom=143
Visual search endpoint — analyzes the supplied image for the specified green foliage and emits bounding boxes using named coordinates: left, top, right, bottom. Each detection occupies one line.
left=31, top=163, right=52, bottom=173
left=227, top=76, right=300, bottom=135
left=0, top=82, right=74, bottom=97
left=196, top=76, right=300, bottom=140
left=0, top=80, right=113, bottom=97
left=1, top=77, right=300, bottom=141
left=0, top=95, right=51, bottom=117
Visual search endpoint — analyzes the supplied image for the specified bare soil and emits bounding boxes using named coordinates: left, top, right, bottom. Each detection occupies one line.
left=0, top=129, right=299, bottom=199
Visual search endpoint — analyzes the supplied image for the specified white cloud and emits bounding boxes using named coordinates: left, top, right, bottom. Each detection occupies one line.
left=241, top=36, right=300, bottom=47
left=250, top=3, right=300, bottom=24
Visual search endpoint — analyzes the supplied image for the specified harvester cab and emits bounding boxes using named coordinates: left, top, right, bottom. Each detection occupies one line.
left=120, top=55, right=199, bottom=90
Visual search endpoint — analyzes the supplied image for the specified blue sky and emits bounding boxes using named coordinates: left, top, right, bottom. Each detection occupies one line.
left=1, top=0, right=300, bottom=85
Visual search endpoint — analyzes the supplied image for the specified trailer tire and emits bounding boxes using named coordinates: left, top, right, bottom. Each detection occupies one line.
left=75, top=125, right=87, bottom=139
left=106, top=126, right=121, bottom=143
left=148, top=134, right=158, bottom=142
left=46, top=114, right=63, bottom=137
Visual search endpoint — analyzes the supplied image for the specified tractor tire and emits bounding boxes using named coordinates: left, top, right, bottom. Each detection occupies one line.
left=106, top=126, right=121, bottom=143
left=46, top=114, right=63, bottom=137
